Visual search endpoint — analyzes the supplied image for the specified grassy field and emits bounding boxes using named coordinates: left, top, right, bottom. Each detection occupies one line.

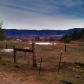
left=0, top=40, right=84, bottom=84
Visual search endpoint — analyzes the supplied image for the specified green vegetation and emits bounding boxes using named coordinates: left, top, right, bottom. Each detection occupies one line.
left=0, top=18, right=5, bottom=40
left=60, top=28, right=84, bottom=43
left=60, top=34, right=71, bottom=43
left=0, top=28, right=5, bottom=40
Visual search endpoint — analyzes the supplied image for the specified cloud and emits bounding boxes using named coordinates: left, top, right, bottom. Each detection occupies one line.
left=0, top=0, right=84, bottom=30
left=1, top=0, right=84, bottom=16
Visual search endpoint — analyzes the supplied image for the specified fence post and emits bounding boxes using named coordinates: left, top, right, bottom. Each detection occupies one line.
left=0, top=52, right=1, bottom=59
left=13, top=45, right=15, bottom=49
left=6, top=44, right=7, bottom=49
left=32, top=42, right=37, bottom=67
left=58, top=50, right=62, bottom=72
left=65, top=45, right=66, bottom=52
left=14, top=48, right=17, bottom=63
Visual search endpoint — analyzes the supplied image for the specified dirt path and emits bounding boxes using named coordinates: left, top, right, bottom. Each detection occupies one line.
left=0, top=71, right=41, bottom=84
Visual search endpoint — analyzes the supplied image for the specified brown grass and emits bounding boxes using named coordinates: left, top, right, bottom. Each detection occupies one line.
left=0, top=41, right=84, bottom=84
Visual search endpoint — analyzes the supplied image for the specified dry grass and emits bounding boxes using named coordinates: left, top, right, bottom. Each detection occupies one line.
left=0, top=40, right=84, bottom=84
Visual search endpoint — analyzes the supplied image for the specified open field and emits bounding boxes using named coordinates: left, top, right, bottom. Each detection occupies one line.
left=0, top=41, right=84, bottom=84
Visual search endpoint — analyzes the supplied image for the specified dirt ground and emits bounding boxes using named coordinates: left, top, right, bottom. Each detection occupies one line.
left=0, top=70, right=42, bottom=84
left=0, top=41, right=84, bottom=84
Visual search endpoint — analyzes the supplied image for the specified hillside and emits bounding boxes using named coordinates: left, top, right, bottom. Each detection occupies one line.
left=4, top=28, right=81, bottom=38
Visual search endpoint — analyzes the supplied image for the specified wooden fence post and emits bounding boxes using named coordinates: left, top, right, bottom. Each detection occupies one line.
left=6, top=44, right=7, bottom=49
left=65, top=45, right=66, bottom=52
left=14, top=48, right=17, bottom=63
left=32, top=42, right=37, bottom=67
left=58, top=50, right=62, bottom=72
left=13, top=45, right=15, bottom=49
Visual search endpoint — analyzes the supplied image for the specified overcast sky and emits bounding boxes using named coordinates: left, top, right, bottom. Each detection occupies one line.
left=0, top=0, right=84, bottom=30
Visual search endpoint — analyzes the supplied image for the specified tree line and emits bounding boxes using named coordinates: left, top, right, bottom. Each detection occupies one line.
left=60, top=28, right=84, bottom=43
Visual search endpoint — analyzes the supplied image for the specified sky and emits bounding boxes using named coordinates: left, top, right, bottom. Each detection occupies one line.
left=0, top=0, right=84, bottom=30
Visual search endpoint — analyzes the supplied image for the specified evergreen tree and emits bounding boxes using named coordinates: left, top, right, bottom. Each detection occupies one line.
left=71, top=29, right=78, bottom=40
left=60, top=34, right=71, bottom=43
left=0, top=18, right=5, bottom=40
left=80, top=28, right=84, bottom=37
left=60, top=28, right=84, bottom=43
left=77, top=32, right=83, bottom=39
left=81, top=28, right=84, bottom=34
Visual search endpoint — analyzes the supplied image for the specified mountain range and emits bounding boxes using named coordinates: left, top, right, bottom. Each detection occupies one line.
left=4, top=28, right=82, bottom=38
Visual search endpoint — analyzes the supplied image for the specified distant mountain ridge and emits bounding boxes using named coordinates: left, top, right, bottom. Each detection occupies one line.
left=4, top=28, right=82, bottom=38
